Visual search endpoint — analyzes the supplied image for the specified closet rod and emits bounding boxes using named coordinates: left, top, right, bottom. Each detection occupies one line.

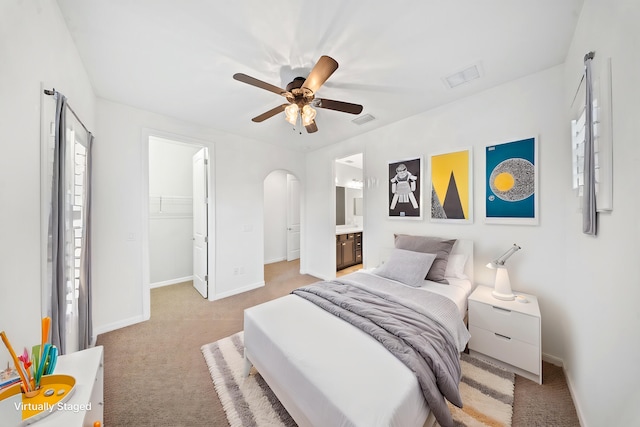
left=44, top=88, right=92, bottom=135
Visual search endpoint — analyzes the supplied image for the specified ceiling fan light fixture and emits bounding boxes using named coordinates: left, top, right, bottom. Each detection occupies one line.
left=284, top=103, right=299, bottom=125
left=301, top=105, right=317, bottom=126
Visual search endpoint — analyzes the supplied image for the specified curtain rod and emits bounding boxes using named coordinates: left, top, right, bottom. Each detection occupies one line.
left=570, top=51, right=596, bottom=109
left=44, top=88, right=92, bottom=135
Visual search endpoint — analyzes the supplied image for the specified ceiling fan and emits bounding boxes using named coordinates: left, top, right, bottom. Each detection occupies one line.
left=233, top=55, right=363, bottom=134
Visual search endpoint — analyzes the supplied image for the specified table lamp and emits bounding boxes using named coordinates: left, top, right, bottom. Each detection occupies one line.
left=486, top=244, right=521, bottom=300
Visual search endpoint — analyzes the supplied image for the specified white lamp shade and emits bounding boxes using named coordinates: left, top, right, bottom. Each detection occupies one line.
left=492, top=267, right=515, bottom=301
left=301, top=105, right=317, bottom=126
left=284, top=104, right=299, bottom=125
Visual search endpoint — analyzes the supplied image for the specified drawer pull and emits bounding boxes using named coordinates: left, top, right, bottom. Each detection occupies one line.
left=494, top=332, right=512, bottom=340
left=492, top=306, right=512, bottom=313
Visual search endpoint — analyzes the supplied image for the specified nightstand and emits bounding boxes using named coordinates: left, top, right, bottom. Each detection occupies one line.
left=468, top=285, right=542, bottom=384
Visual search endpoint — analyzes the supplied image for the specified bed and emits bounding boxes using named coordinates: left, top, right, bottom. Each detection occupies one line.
left=243, top=237, right=474, bottom=427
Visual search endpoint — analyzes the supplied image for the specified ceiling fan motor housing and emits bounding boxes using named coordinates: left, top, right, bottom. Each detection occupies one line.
left=285, top=76, right=305, bottom=92
left=286, top=77, right=314, bottom=106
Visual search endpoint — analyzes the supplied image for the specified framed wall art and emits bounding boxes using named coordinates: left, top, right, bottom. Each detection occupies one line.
left=429, top=148, right=473, bottom=223
left=388, top=156, right=422, bottom=219
left=485, top=137, right=538, bottom=225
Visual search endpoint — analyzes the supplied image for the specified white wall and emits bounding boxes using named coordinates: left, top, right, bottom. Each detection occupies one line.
left=263, top=170, right=288, bottom=263
left=0, top=0, right=95, bottom=366
left=92, top=98, right=307, bottom=335
left=148, top=138, right=200, bottom=285
left=307, top=66, right=570, bottom=360
left=561, top=1, right=640, bottom=425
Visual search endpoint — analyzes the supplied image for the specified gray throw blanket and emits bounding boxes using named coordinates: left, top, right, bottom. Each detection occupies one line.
left=292, top=272, right=469, bottom=427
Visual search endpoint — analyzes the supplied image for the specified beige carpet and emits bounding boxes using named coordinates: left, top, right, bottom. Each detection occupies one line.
left=202, top=332, right=515, bottom=427
left=96, top=260, right=580, bottom=426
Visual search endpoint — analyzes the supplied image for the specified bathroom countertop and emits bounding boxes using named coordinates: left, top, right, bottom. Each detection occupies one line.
left=336, top=226, right=363, bottom=235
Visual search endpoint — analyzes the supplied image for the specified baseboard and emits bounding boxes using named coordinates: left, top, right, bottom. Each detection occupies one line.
left=150, top=275, right=193, bottom=289
left=93, top=314, right=146, bottom=342
left=304, top=269, right=330, bottom=281
left=211, top=281, right=265, bottom=301
left=264, top=257, right=286, bottom=265
left=542, top=352, right=564, bottom=367
left=562, top=363, right=587, bottom=427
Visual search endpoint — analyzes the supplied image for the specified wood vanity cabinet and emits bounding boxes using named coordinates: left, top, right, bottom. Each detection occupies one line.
left=336, top=232, right=362, bottom=271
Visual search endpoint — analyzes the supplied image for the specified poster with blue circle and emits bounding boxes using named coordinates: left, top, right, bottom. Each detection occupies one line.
left=485, top=137, right=538, bottom=224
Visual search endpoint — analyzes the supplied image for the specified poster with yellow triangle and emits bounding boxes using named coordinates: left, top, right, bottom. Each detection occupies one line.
left=430, top=149, right=472, bottom=223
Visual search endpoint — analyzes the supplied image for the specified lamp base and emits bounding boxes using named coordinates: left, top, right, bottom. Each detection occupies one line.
left=492, top=267, right=515, bottom=301
left=492, top=290, right=515, bottom=301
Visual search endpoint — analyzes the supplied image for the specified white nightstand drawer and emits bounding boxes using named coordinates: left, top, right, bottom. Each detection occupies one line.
left=469, top=325, right=540, bottom=374
left=469, top=300, right=539, bottom=345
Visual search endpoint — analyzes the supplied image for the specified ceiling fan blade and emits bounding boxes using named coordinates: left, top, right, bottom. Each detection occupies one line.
left=315, top=98, right=363, bottom=115
left=233, top=73, right=288, bottom=96
left=252, top=104, right=289, bottom=122
left=302, top=55, right=339, bottom=94
left=305, top=120, right=318, bottom=133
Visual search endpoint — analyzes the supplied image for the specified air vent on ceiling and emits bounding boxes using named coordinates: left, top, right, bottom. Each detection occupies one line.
left=352, top=113, right=376, bottom=125
left=443, top=63, right=482, bottom=89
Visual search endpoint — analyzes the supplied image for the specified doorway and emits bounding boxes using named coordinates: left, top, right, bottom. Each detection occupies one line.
left=263, top=170, right=301, bottom=267
left=334, top=153, right=364, bottom=274
left=142, top=132, right=215, bottom=318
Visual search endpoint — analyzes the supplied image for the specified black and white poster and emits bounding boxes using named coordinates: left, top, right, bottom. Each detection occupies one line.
left=388, top=157, right=422, bottom=219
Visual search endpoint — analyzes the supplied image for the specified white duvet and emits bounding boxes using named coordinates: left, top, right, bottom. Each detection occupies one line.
left=243, top=274, right=473, bottom=427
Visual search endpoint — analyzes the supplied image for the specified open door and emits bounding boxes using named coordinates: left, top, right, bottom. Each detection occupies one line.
left=286, top=174, right=300, bottom=261
left=192, top=148, right=209, bottom=298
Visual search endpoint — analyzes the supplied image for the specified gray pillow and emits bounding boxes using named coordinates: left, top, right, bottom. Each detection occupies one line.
left=394, top=234, right=456, bottom=283
left=373, top=248, right=437, bottom=287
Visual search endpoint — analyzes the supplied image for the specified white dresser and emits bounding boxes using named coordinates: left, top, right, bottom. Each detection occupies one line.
left=30, top=346, right=104, bottom=426
left=468, top=285, right=542, bottom=384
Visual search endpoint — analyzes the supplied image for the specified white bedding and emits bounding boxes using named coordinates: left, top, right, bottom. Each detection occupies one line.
left=243, top=239, right=473, bottom=427
left=358, top=270, right=473, bottom=318
left=245, top=294, right=431, bottom=427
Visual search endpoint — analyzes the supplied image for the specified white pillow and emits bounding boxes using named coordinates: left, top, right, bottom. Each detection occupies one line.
left=444, top=253, right=468, bottom=279
left=373, top=248, right=437, bottom=287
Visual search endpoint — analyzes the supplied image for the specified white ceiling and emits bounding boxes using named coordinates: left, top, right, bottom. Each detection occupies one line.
left=56, top=0, right=583, bottom=152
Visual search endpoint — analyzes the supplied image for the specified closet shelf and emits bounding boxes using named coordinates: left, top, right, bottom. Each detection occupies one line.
left=149, top=195, right=193, bottom=218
